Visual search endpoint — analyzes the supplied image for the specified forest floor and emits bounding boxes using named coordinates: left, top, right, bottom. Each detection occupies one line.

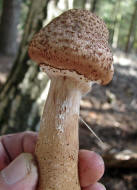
left=0, top=50, right=137, bottom=189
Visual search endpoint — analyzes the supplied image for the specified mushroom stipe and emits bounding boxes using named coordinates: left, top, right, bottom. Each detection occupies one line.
left=29, top=9, right=114, bottom=190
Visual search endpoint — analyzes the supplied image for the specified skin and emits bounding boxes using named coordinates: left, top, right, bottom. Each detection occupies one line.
left=0, top=131, right=105, bottom=190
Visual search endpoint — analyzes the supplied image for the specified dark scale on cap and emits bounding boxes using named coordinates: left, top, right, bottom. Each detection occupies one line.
left=29, top=9, right=113, bottom=85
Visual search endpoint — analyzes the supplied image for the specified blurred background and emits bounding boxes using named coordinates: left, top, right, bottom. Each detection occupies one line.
left=0, top=0, right=137, bottom=189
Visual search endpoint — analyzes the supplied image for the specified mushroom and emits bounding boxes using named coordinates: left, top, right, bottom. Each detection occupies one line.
left=29, top=9, right=114, bottom=190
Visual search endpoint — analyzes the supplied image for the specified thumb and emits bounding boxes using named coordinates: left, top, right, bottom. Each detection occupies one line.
left=0, top=153, right=38, bottom=190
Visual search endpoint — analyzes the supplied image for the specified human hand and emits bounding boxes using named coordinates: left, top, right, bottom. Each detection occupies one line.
left=0, top=132, right=105, bottom=190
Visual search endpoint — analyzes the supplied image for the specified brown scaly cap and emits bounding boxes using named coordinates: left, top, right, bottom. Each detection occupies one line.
left=29, top=9, right=114, bottom=85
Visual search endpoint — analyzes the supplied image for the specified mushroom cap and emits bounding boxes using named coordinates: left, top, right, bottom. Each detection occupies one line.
left=29, top=9, right=114, bottom=85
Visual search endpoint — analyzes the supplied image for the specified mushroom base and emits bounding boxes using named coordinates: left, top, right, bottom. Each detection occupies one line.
left=35, top=76, right=86, bottom=190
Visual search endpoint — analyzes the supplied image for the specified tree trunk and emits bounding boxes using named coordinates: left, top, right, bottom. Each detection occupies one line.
left=0, top=0, right=50, bottom=134
left=0, top=0, right=22, bottom=56
left=73, top=0, right=86, bottom=9
left=125, top=2, right=137, bottom=53
left=91, top=0, right=98, bottom=13
left=112, top=0, right=122, bottom=49
left=133, top=31, right=137, bottom=53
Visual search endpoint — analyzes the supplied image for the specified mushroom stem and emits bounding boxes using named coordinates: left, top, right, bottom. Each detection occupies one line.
left=35, top=76, right=89, bottom=190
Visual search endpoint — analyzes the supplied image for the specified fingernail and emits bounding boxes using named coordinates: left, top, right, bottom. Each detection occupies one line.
left=1, top=153, right=36, bottom=185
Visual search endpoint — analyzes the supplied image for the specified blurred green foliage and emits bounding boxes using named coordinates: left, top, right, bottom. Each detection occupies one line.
left=95, top=0, right=137, bottom=51
left=19, top=1, right=30, bottom=31
left=0, top=0, right=3, bottom=16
